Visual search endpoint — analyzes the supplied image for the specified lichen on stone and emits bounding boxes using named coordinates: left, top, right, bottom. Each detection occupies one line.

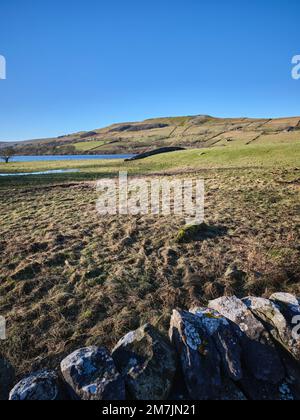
left=192, top=308, right=229, bottom=336
left=184, top=321, right=202, bottom=351
left=279, top=383, right=294, bottom=401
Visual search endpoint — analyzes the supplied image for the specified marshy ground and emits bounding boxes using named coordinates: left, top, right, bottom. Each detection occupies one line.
left=0, top=144, right=299, bottom=377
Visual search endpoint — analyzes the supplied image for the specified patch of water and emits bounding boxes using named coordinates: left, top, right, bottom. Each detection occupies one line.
left=0, top=169, right=80, bottom=177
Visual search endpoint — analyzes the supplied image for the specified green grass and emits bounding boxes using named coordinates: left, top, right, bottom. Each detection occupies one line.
left=0, top=142, right=299, bottom=182
left=73, top=140, right=106, bottom=151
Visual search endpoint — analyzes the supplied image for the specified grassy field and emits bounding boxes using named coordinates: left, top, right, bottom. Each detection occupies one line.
left=0, top=141, right=299, bottom=377
left=1, top=142, right=300, bottom=179
left=73, top=140, right=106, bottom=152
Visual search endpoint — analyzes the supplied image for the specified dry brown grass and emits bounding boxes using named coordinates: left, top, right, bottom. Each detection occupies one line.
left=0, top=166, right=299, bottom=377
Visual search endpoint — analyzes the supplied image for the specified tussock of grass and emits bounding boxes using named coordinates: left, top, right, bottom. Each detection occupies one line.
left=175, top=223, right=227, bottom=243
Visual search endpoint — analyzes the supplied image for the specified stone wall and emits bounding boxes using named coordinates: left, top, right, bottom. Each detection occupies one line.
left=2, top=292, right=300, bottom=401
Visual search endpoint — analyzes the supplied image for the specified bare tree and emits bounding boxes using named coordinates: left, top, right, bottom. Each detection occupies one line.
left=0, top=147, right=15, bottom=163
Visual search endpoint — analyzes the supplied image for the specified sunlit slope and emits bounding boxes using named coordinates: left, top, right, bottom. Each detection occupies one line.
left=5, top=115, right=300, bottom=155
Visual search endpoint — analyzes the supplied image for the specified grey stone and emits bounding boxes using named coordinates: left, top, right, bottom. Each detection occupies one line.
left=270, top=293, right=300, bottom=333
left=209, top=296, right=285, bottom=384
left=9, top=370, right=62, bottom=401
left=0, top=357, right=15, bottom=400
left=169, top=309, right=221, bottom=400
left=219, top=377, right=247, bottom=400
left=239, top=374, right=295, bottom=401
left=190, top=307, right=243, bottom=381
left=244, top=296, right=300, bottom=362
left=61, top=346, right=125, bottom=400
left=276, top=348, right=300, bottom=399
left=112, top=324, right=177, bottom=400
left=167, top=368, right=190, bottom=401
left=270, top=293, right=300, bottom=307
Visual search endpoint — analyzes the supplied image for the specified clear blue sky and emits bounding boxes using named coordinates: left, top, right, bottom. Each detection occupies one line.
left=0, top=0, right=299, bottom=141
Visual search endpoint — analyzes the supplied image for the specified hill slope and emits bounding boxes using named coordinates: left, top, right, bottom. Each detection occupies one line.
left=2, top=115, right=300, bottom=155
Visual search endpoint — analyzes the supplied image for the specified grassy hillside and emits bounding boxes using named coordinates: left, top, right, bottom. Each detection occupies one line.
left=73, top=140, right=106, bottom=152
left=3, top=115, right=300, bottom=155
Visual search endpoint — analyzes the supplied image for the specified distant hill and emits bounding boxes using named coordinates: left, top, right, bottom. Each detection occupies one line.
left=2, top=115, right=300, bottom=155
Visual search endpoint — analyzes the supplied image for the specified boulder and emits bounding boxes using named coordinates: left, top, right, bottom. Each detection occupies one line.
left=277, top=349, right=300, bottom=399
left=167, top=367, right=190, bottom=401
left=209, top=296, right=285, bottom=384
left=9, top=370, right=63, bottom=401
left=169, top=309, right=221, bottom=400
left=270, top=293, right=300, bottom=327
left=112, top=324, right=177, bottom=400
left=0, top=357, right=15, bottom=400
left=175, top=223, right=225, bottom=244
left=270, top=293, right=300, bottom=307
left=61, top=347, right=125, bottom=400
left=244, top=296, right=300, bottom=362
left=239, top=374, right=295, bottom=401
left=190, top=307, right=243, bottom=381
left=219, top=377, right=247, bottom=400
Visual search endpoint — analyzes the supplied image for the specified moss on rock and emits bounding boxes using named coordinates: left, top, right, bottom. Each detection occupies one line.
left=176, top=223, right=209, bottom=243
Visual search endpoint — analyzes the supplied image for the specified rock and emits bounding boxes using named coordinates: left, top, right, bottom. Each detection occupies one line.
left=219, top=377, right=247, bottom=400
left=190, top=307, right=243, bottom=381
left=0, top=357, right=15, bottom=400
left=9, top=370, right=63, bottom=401
left=61, top=347, right=125, bottom=400
left=277, top=349, right=300, bottom=399
left=176, top=223, right=206, bottom=243
left=168, top=367, right=190, bottom=401
left=169, top=309, right=221, bottom=400
left=112, top=324, right=176, bottom=400
left=176, top=223, right=225, bottom=243
left=244, top=296, right=300, bottom=362
left=209, top=296, right=285, bottom=384
left=239, top=374, right=295, bottom=401
left=270, top=293, right=300, bottom=307
left=270, top=293, right=300, bottom=325
left=278, top=382, right=296, bottom=400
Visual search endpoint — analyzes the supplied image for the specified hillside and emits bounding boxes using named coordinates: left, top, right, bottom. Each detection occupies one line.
left=3, top=115, right=300, bottom=155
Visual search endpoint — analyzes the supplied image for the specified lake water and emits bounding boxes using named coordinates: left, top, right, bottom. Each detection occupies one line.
left=9, top=154, right=135, bottom=162
left=0, top=169, right=80, bottom=177
left=0, top=154, right=135, bottom=177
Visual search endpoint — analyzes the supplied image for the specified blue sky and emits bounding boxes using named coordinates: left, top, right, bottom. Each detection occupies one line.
left=0, top=0, right=299, bottom=141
